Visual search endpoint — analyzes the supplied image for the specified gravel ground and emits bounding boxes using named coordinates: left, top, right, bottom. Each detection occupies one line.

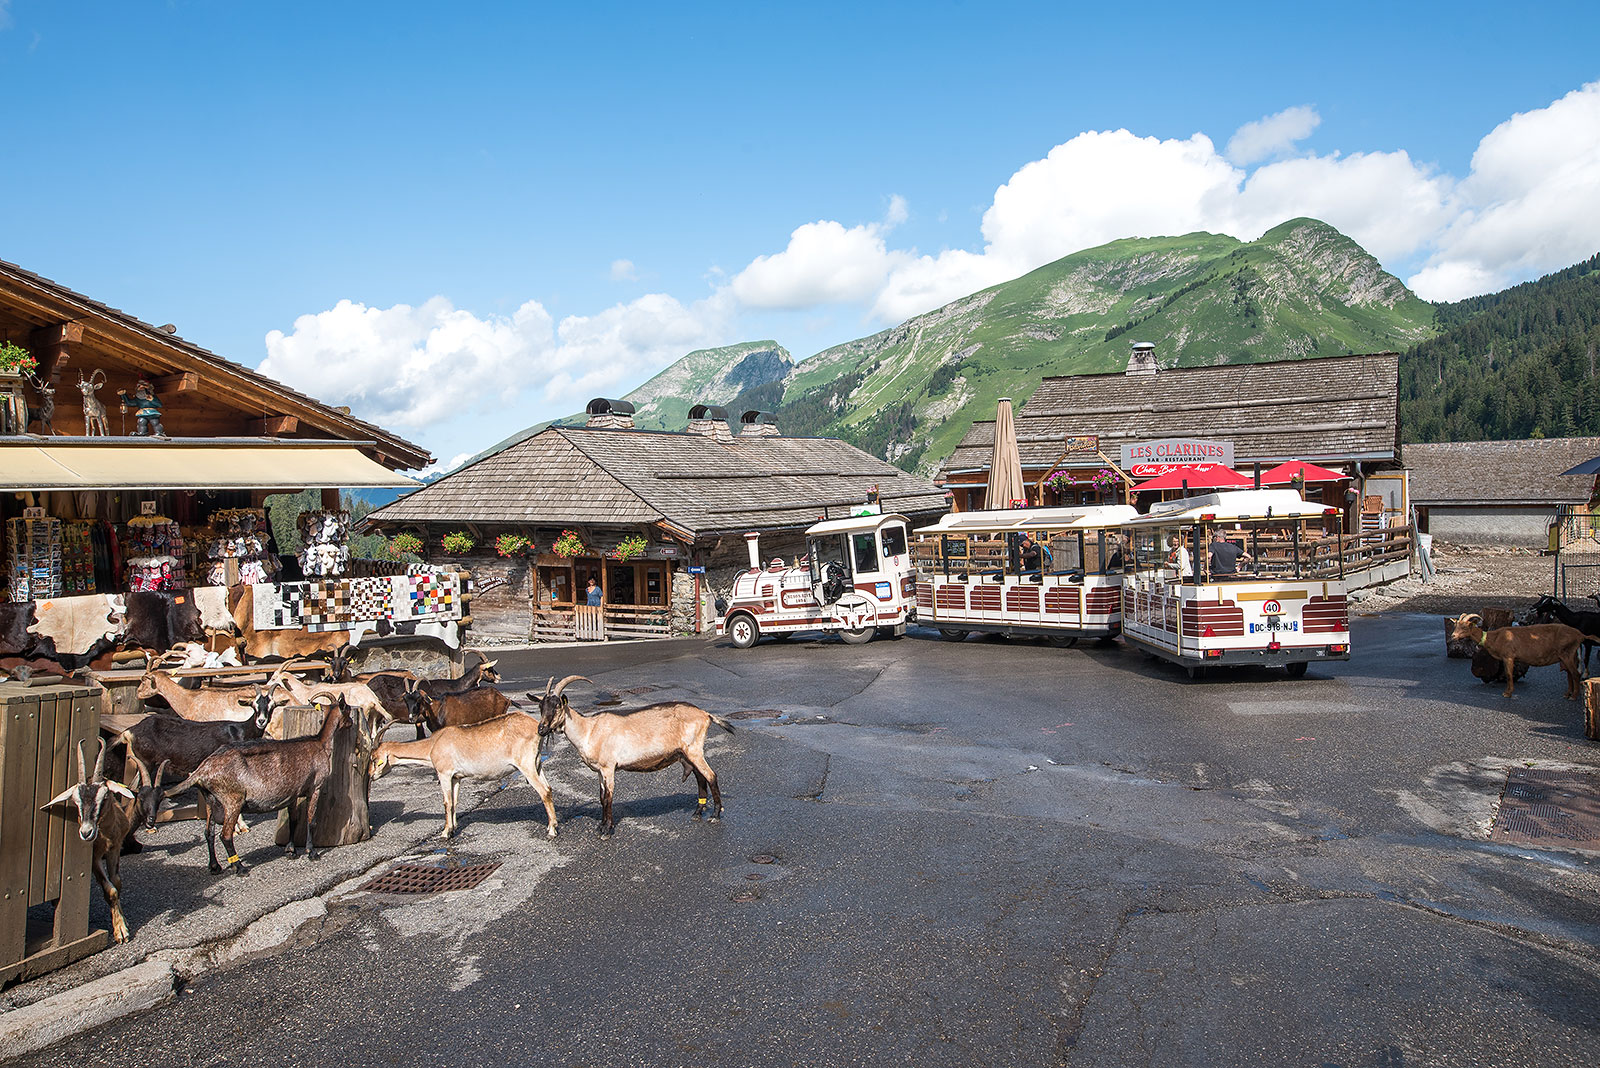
left=1357, top=543, right=1559, bottom=618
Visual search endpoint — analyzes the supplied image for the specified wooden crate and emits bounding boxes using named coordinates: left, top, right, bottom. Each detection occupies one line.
left=0, top=682, right=107, bottom=985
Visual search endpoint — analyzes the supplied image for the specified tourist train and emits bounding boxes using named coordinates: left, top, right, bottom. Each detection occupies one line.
left=720, top=488, right=1358, bottom=678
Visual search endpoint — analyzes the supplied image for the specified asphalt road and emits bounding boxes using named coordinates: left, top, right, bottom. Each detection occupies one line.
left=17, top=614, right=1600, bottom=1067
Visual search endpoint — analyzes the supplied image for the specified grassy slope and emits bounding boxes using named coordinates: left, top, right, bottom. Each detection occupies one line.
left=765, top=219, right=1435, bottom=473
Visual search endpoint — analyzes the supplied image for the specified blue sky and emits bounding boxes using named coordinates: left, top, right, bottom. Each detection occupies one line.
left=3, top=2, right=1598, bottom=470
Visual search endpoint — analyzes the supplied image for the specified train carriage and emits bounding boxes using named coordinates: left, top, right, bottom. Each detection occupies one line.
left=718, top=511, right=917, bottom=648
left=911, top=505, right=1137, bottom=643
left=1117, top=489, right=1352, bottom=677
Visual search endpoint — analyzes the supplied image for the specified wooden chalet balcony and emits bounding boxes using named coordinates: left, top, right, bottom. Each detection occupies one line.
left=531, top=603, right=673, bottom=642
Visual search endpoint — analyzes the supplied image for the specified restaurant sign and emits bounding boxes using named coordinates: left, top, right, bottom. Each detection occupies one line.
left=1121, top=438, right=1233, bottom=469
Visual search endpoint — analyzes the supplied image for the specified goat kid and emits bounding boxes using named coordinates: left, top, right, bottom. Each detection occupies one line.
left=530, top=675, right=733, bottom=837
left=369, top=713, right=559, bottom=839
left=162, top=697, right=349, bottom=876
left=362, top=654, right=501, bottom=732
left=1449, top=613, right=1600, bottom=699
left=41, top=740, right=166, bottom=943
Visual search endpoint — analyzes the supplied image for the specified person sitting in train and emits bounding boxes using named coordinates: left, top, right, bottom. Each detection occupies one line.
left=1105, top=535, right=1126, bottom=572
left=1019, top=534, right=1042, bottom=573
left=1208, top=529, right=1251, bottom=576
left=1167, top=534, right=1193, bottom=578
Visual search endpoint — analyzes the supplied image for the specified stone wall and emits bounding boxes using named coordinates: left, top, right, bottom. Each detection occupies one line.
left=1422, top=506, right=1557, bottom=548
left=417, top=548, right=532, bottom=641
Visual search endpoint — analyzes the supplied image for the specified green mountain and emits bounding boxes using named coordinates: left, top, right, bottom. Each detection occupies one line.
left=733, top=218, right=1435, bottom=473
left=622, top=340, right=793, bottom=429
left=1399, top=252, right=1600, bottom=442
left=467, top=340, right=793, bottom=463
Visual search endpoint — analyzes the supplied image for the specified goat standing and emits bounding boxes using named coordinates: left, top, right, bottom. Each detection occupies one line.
left=530, top=676, right=733, bottom=837
left=369, top=713, right=559, bottom=839
left=40, top=740, right=166, bottom=943
left=162, top=697, right=349, bottom=875
left=1449, top=613, right=1600, bottom=699
left=1530, top=595, right=1600, bottom=671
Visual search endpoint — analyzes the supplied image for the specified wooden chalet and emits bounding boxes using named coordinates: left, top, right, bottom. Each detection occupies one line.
left=0, top=256, right=428, bottom=598
left=363, top=404, right=951, bottom=641
left=940, top=347, right=1402, bottom=531
left=1404, top=437, right=1600, bottom=547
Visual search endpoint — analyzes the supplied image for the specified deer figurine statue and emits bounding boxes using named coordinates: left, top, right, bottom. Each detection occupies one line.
left=78, top=369, right=108, bottom=436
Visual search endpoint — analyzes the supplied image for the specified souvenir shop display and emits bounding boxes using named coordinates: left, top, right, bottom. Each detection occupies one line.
left=7, top=515, right=62, bottom=602
left=200, top=507, right=279, bottom=586
left=297, top=509, right=350, bottom=578
left=62, top=520, right=97, bottom=594
left=122, top=514, right=187, bottom=591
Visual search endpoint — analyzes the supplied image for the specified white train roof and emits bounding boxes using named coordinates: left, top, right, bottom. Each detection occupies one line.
left=914, top=504, right=1138, bottom=534
left=805, top=512, right=910, bottom=536
left=1125, top=489, right=1335, bottom=526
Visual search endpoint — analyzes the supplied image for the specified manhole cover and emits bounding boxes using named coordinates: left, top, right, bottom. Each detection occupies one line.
left=362, top=862, right=502, bottom=895
left=618, top=685, right=658, bottom=695
left=1490, top=770, right=1600, bottom=850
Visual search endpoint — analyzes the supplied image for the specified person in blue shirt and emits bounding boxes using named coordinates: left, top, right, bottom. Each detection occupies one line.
left=585, top=577, right=603, bottom=606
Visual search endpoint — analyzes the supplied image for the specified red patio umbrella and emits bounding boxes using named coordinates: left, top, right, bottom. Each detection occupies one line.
left=1259, top=460, right=1350, bottom=484
left=1134, top=463, right=1253, bottom=492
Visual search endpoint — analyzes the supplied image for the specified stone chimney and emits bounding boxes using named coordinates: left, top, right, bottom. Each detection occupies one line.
left=686, top=404, right=733, bottom=441
left=1125, top=341, right=1159, bottom=376
left=739, top=410, right=780, bottom=437
left=586, top=397, right=636, bottom=429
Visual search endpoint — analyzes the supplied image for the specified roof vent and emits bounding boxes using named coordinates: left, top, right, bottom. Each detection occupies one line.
left=739, top=410, right=779, bottom=437
left=585, top=398, right=636, bottom=430
left=1126, top=341, right=1158, bottom=376
left=686, top=404, right=733, bottom=441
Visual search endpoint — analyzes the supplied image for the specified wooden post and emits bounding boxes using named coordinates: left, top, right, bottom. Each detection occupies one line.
left=273, top=704, right=372, bottom=850
left=1586, top=678, right=1600, bottom=741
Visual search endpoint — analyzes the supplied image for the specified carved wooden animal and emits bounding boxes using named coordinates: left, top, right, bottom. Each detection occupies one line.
left=77, top=369, right=108, bottom=436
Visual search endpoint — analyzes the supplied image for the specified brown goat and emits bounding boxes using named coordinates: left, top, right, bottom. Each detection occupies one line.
left=41, top=740, right=167, bottom=942
left=1449, top=613, right=1600, bottom=699
left=530, top=676, right=733, bottom=837
left=400, top=681, right=513, bottom=733
left=163, top=697, right=350, bottom=875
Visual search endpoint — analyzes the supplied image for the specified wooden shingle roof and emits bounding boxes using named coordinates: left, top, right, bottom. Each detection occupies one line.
left=366, top=426, right=951, bottom=537
left=943, top=352, right=1400, bottom=474
left=1404, top=438, right=1600, bottom=506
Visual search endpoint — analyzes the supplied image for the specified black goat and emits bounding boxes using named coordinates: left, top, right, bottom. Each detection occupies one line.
left=120, top=696, right=273, bottom=787
left=41, top=740, right=167, bottom=943
left=1530, top=595, right=1600, bottom=671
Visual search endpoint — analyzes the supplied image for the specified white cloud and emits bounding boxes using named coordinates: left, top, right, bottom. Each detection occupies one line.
left=730, top=198, right=910, bottom=310
left=733, top=82, right=1600, bottom=318
left=609, top=258, right=638, bottom=282
left=261, top=290, right=730, bottom=432
left=417, top=452, right=473, bottom=479
left=1226, top=105, right=1321, bottom=165
left=1408, top=80, right=1600, bottom=299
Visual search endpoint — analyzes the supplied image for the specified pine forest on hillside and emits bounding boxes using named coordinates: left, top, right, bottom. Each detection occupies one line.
left=1398, top=253, right=1600, bottom=442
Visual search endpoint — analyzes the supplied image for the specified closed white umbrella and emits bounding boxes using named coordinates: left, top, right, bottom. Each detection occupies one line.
left=988, top=397, right=1026, bottom=508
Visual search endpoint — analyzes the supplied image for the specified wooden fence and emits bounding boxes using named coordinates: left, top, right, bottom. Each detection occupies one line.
left=0, top=681, right=106, bottom=985
left=531, top=604, right=673, bottom=642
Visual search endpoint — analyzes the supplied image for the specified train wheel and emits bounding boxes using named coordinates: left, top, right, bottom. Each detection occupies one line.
left=728, top=614, right=760, bottom=649
left=939, top=629, right=968, bottom=643
left=1286, top=661, right=1309, bottom=678
left=1047, top=636, right=1079, bottom=648
left=1186, top=664, right=1206, bottom=680
left=839, top=625, right=874, bottom=645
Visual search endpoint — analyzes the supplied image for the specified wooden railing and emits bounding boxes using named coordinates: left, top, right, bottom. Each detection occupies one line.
left=531, top=604, right=674, bottom=642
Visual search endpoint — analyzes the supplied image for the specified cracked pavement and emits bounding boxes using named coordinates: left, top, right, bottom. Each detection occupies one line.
left=15, top=612, right=1600, bottom=1067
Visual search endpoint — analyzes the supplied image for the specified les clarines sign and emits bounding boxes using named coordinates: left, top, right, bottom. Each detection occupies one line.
left=1120, top=438, right=1234, bottom=468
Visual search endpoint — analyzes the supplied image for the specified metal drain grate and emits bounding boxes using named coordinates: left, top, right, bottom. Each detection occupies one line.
left=1491, top=770, right=1600, bottom=850
left=361, top=862, right=502, bottom=895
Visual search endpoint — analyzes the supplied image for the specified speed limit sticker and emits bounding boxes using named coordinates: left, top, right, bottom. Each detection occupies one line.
left=1262, top=599, right=1282, bottom=615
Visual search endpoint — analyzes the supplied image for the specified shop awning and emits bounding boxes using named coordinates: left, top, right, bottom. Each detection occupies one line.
left=0, top=439, right=421, bottom=491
